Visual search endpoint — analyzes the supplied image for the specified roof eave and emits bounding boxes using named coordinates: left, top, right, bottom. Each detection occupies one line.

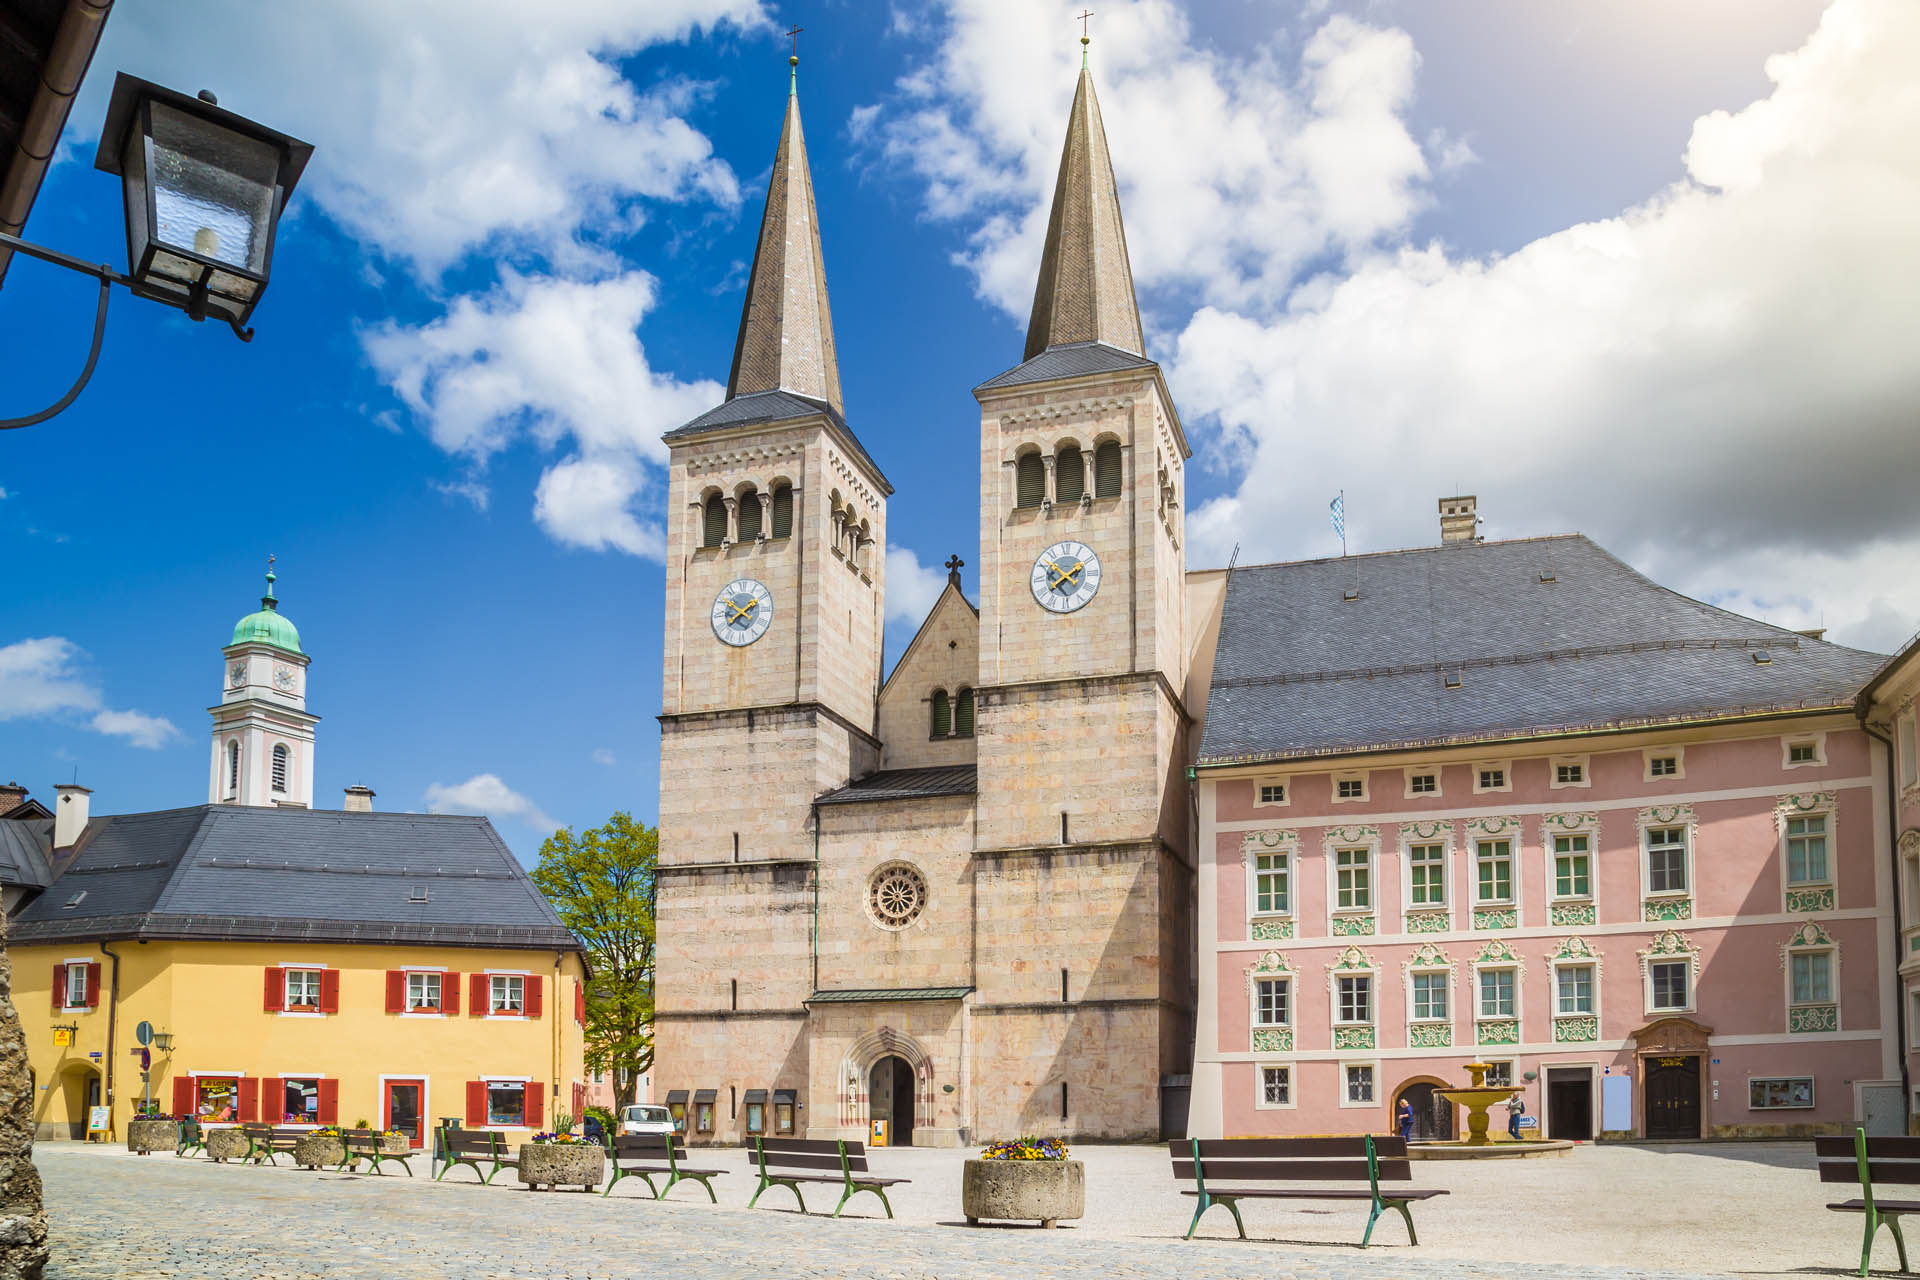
left=975, top=357, right=1189, bottom=460
left=663, top=404, right=894, bottom=497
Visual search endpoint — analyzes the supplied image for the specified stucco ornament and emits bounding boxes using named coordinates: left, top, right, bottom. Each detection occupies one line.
left=1638, top=929, right=1702, bottom=979
left=1402, top=820, right=1451, bottom=842
left=1402, top=942, right=1453, bottom=978
left=1473, top=938, right=1526, bottom=974
left=1463, top=814, right=1524, bottom=840
left=1541, top=811, right=1600, bottom=835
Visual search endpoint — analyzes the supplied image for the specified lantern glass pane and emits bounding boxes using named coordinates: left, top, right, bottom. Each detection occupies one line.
left=147, top=100, right=278, bottom=274
left=120, top=124, right=151, bottom=268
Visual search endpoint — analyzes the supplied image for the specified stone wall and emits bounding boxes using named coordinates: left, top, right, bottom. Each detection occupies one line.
left=0, top=910, right=46, bottom=1279
left=875, top=586, right=979, bottom=771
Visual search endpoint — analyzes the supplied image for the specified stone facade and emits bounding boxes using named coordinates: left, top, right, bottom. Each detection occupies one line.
left=0, top=909, right=46, bottom=1280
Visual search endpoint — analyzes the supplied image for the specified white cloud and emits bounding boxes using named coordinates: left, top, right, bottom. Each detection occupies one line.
left=431, top=477, right=491, bottom=512
left=87, top=1, right=769, bottom=273
left=862, top=1, right=1430, bottom=323
left=364, top=271, right=723, bottom=557
left=425, top=773, right=558, bottom=832
left=885, top=546, right=951, bottom=627
left=1169, top=0, right=1920, bottom=651
left=0, top=638, right=179, bottom=749
left=591, top=748, right=617, bottom=767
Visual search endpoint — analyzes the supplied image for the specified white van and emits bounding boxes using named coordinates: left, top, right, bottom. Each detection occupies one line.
left=618, top=1103, right=675, bottom=1138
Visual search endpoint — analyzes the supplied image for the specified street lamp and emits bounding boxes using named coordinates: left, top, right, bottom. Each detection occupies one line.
left=0, top=73, right=312, bottom=429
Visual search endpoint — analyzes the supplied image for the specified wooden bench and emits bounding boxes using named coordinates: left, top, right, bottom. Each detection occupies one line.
left=1169, top=1136, right=1446, bottom=1246
left=175, top=1117, right=205, bottom=1159
left=603, top=1134, right=727, bottom=1201
left=240, top=1123, right=306, bottom=1166
left=748, top=1137, right=910, bottom=1218
left=432, top=1126, right=516, bottom=1184
left=1816, top=1127, right=1920, bottom=1275
left=339, top=1129, right=419, bottom=1177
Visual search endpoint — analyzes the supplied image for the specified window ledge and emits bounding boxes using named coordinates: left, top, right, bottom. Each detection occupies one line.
left=399, top=1011, right=446, bottom=1019
left=277, top=1011, right=325, bottom=1019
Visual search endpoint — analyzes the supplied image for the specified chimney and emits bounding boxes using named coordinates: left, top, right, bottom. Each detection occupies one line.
left=343, top=785, right=375, bottom=813
left=0, top=780, right=25, bottom=816
left=54, top=784, right=91, bottom=849
left=1439, top=495, right=1480, bottom=545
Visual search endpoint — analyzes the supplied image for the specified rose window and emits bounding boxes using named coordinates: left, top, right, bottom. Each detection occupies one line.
left=867, top=864, right=927, bottom=930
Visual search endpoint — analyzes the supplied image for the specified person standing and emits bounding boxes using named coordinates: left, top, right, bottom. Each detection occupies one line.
left=1506, top=1095, right=1527, bottom=1140
left=1395, top=1096, right=1415, bottom=1143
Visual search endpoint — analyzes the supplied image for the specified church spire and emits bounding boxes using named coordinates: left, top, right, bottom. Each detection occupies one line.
left=1023, top=57, right=1145, bottom=362
left=725, top=52, right=844, bottom=416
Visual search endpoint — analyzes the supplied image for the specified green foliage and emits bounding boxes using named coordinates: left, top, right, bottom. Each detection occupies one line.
left=585, top=1105, right=617, bottom=1146
left=533, top=811, right=657, bottom=1108
left=552, top=1111, right=575, bottom=1135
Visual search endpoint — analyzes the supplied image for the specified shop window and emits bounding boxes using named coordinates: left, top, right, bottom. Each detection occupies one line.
left=196, top=1077, right=240, bottom=1124
left=487, top=1081, right=526, bottom=1127
left=693, top=1090, right=717, bottom=1134
left=1749, top=1077, right=1814, bottom=1109
left=773, top=1089, right=796, bottom=1135
left=278, top=1078, right=321, bottom=1124
left=745, top=1090, right=768, bottom=1136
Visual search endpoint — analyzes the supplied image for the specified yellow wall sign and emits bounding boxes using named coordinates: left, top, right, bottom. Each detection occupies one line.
left=51, top=1029, right=71, bottom=1048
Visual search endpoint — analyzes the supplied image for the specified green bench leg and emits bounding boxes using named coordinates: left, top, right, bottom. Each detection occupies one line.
left=1861, top=1209, right=1912, bottom=1278
left=668, top=1172, right=716, bottom=1204
left=832, top=1184, right=892, bottom=1219
left=749, top=1177, right=805, bottom=1213
left=1362, top=1197, right=1417, bottom=1248
left=1185, top=1194, right=1245, bottom=1241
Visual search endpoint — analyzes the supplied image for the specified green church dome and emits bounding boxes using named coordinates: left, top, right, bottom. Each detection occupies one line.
left=231, top=567, right=304, bottom=655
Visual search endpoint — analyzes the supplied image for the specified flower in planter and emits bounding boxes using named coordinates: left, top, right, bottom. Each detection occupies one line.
left=979, top=1136, right=1071, bottom=1161
left=531, top=1131, right=583, bottom=1144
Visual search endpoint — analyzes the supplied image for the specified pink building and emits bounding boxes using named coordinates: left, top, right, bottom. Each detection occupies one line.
left=1188, top=510, right=1907, bottom=1141
left=1859, top=633, right=1920, bottom=1128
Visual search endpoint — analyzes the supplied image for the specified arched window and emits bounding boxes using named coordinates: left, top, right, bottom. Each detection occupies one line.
left=1094, top=440, right=1122, bottom=498
left=271, top=744, right=289, bottom=793
left=1055, top=446, right=1084, bottom=503
left=931, top=690, right=951, bottom=738
left=226, top=741, right=240, bottom=794
left=770, top=485, right=793, bottom=539
left=955, top=688, right=975, bottom=738
left=702, top=494, right=727, bottom=547
left=1015, top=452, right=1045, bottom=508
left=737, top=487, right=763, bottom=542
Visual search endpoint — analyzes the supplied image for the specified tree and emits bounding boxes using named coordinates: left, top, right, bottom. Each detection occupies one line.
left=532, top=811, right=656, bottom=1108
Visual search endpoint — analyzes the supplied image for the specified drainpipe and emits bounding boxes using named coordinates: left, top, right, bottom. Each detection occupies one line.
left=98, top=939, right=120, bottom=1122
left=810, top=801, right=821, bottom=996
left=553, top=950, right=563, bottom=1120
left=1865, top=721, right=1910, bottom=1117
left=0, top=0, right=114, bottom=285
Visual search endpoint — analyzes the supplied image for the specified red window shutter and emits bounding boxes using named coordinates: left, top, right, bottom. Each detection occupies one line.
left=443, top=971, right=460, bottom=1016
left=257, top=1078, right=280, bottom=1123
left=469, top=973, right=486, bottom=1016
left=172, top=1076, right=194, bottom=1117
left=524, top=1081, right=545, bottom=1130
left=317, top=1079, right=339, bottom=1126
left=263, top=966, right=284, bottom=1014
left=465, top=1081, right=487, bottom=1126
left=319, top=969, right=340, bottom=1015
left=384, top=970, right=405, bottom=1014
left=574, top=982, right=585, bottom=1026
left=572, top=1082, right=585, bottom=1118
left=84, top=962, right=102, bottom=1008
left=50, top=964, right=65, bottom=1012
left=238, top=1077, right=259, bottom=1124
left=524, top=975, right=544, bottom=1019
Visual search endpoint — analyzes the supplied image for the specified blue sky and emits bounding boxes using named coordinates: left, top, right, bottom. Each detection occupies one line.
left=5, top=0, right=1917, bottom=861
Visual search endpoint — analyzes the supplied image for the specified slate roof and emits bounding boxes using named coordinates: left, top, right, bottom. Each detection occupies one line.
left=815, top=765, right=977, bottom=806
left=10, top=804, right=581, bottom=951
left=664, top=389, right=891, bottom=494
left=1197, top=534, right=1889, bottom=766
left=0, top=818, right=54, bottom=890
left=975, top=341, right=1155, bottom=392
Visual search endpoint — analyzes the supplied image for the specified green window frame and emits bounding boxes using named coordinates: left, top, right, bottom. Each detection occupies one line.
left=1335, top=847, right=1371, bottom=911
left=1553, top=834, right=1591, bottom=898
left=1408, top=843, right=1446, bottom=905
left=1786, top=814, right=1829, bottom=885
left=1475, top=839, right=1513, bottom=903
left=1253, top=852, right=1289, bottom=915
left=1478, top=968, right=1515, bottom=1018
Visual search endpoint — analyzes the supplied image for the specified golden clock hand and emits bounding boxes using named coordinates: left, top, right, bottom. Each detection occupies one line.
left=729, top=600, right=756, bottom=623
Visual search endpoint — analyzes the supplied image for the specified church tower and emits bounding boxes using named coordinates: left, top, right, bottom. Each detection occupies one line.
left=209, top=563, right=317, bottom=808
left=654, top=54, right=891, bottom=1080
left=968, top=48, right=1196, bottom=1117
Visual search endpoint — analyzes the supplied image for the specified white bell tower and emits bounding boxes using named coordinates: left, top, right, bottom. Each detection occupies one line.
left=208, top=559, right=318, bottom=808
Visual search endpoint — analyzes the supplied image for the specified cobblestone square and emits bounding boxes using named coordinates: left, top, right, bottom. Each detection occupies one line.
left=37, top=1140, right=1857, bottom=1279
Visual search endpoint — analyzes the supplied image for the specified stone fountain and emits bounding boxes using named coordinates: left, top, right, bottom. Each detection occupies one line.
left=1434, top=1061, right=1521, bottom=1147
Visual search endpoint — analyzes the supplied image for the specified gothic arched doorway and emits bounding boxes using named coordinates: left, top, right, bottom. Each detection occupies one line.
left=1393, top=1079, right=1455, bottom=1143
left=867, top=1055, right=915, bottom=1147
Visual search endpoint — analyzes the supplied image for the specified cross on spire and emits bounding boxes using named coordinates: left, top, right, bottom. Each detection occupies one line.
left=945, top=554, right=965, bottom=585
left=788, top=23, right=803, bottom=56
left=1077, top=9, right=1093, bottom=65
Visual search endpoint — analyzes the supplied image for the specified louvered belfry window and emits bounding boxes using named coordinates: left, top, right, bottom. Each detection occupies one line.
left=1015, top=452, right=1045, bottom=508
left=737, top=489, right=763, bottom=541
left=1055, top=446, right=1084, bottom=502
left=271, top=744, right=288, bottom=793
left=227, top=741, right=240, bottom=793
left=770, top=485, right=793, bottom=538
left=955, top=688, right=975, bottom=738
left=1094, top=441, right=1122, bottom=497
left=931, top=690, right=952, bottom=738
left=702, top=494, right=727, bottom=547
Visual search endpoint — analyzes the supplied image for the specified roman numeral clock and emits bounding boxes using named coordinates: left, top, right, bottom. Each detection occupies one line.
left=1031, top=540, right=1101, bottom=613
left=711, top=578, right=773, bottom=646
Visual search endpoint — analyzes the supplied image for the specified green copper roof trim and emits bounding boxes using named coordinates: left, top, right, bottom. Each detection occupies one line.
left=805, top=986, right=974, bottom=1004
left=230, top=565, right=305, bottom=655
left=790, top=53, right=798, bottom=97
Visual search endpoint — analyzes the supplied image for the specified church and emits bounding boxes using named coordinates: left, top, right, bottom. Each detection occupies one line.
left=650, top=51, right=1920, bottom=1148
left=652, top=51, right=1195, bottom=1146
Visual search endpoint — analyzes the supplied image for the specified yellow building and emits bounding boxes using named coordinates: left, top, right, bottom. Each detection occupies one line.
left=7, top=573, right=588, bottom=1147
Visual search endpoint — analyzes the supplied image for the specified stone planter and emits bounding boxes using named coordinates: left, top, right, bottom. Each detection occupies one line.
left=126, top=1119, right=176, bottom=1156
left=377, top=1133, right=410, bottom=1155
left=517, top=1142, right=604, bottom=1191
left=204, top=1128, right=250, bottom=1163
left=294, top=1134, right=347, bottom=1170
left=962, top=1159, right=1085, bottom=1228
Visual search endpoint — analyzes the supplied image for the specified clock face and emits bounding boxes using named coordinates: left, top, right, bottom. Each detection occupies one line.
left=711, top=579, right=774, bottom=647
left=1031, top=540, right=1102, bottom=613
left=273, top=664, right=297, bottom=692
left=229, top=661, right=246, bottom=688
